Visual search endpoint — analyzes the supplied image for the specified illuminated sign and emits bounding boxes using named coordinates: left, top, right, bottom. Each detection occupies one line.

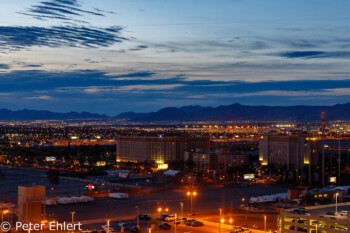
left=96, top=161, right=106, bottom=166
left=157, top=163, right=168, bottom=170
left=244, top=174, right=255, bottom=180
left=46, top=157, right=56, bottom=162
left=329, top=177, right=336, bottom=183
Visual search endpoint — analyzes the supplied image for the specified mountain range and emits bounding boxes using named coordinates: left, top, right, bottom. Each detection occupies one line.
left=0, top=109, right=108, bottom=120
left=115, top=103, right=350, bottom=121
left=1, top=103, right=350, bottom=121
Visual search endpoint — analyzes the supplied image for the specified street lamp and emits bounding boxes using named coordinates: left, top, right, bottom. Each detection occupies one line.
left=264, top=215, right=267, bottom=233
left=229, top=218, right=233, bottom=232
left=187, top=191, right=197, bottom=215
left=335, top=193, right=339, bottom=214
left=107, top=219, right=110, bottom=233
left=219, top=208, right=223, bottom=233
left=70, top=212, right=75, bottom=233
left=2, top=210, right=9, bottom=222
left=158, top=207, right=162, bottom=213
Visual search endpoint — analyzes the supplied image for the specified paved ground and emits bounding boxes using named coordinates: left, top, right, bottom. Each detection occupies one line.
left=1, top=168, right=288, bottom=233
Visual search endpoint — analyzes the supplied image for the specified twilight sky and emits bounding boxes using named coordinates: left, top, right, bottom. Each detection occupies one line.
left=1, top=0, right=350, bottom=115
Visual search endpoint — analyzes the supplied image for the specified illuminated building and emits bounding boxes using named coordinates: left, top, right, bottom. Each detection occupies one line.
left=185, top=152, right=249, bottom=174
left=116, top=135, right=210, bottom=163
left=259, top=135, right=319, bottom=170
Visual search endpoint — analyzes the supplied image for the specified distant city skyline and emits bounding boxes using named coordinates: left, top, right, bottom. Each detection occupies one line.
left=1, top=0, right=350, bottom=114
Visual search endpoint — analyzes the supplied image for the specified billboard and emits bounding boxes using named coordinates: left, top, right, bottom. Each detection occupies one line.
left=243, top=173, right=255, bottom=180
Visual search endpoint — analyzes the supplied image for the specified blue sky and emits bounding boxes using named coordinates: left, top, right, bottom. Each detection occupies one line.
left=1, top=0, right=350, bottom=115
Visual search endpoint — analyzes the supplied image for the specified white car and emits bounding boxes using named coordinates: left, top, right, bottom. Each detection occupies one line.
left=165, top=215, right=176, bottom=221
left=340, top=210, right=348, bottom=216
left=102, top=225, right=116, bottom=232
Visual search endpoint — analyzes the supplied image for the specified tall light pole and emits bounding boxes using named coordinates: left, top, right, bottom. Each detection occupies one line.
left=180, top=202, right=183, bottom=218
left=70, top=212, right=75, bottom=233
left=335, top=193, right=339, bottom=214
left=2, top=210, right=9, bottom=223
left=264, top=215, right=267, bottom=233
left=187, top=191, right=197, bottom=215
left=136, top=206, right=140, bottom=229
left=219, top=208, right=223, bottom=233
left=107, top=219, right=110, bottom=233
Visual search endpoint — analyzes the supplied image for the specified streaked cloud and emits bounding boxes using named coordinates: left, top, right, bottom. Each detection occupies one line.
left=0, top=26, right=126, bottom=51
left=0, top=64, right=10, bottom=69
left=18, top=0, right=105, bottom=22
left=281, top=51, right=350, bottom=59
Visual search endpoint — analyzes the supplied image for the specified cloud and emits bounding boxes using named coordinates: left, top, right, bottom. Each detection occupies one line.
left=1, top=69, right=350, bottom=113
left=0, top=26, right=126, bottom=50
left=0, top=0, right=127, bottom=51
left=129, top=45, right=148, bottom=51
left=25, top=95, right=54, bottom=100
left=281, top=51, right=350, bottom=59
left=0, top=64, right=10, bottom=69
left=83, top=84, right=183, bottom=94
left=18, top=0, right=105, bottom=22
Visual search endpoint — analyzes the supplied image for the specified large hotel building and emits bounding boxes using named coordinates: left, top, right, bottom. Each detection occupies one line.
left=259, top=135, right=319, bottom=170
left=116, top=135, right=210, bottom=163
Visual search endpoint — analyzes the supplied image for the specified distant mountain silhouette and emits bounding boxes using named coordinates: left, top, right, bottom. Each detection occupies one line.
left=0, top=109, right=108, bottom=120
left=115, top=103, right=350, bottom=121
left=2, top=103, right=350, bottom=121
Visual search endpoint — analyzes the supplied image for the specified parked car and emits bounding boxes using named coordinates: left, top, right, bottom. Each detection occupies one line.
left=157, top=214, right=169, bottom=221
left=118, top=222, right=128, bottom=229
left=159, top=223, right=171, bottom=230
left=340, top=210, right=348, bottom=216
left=128, top=226, right=140, bottom=233
left=102, top=225, right=116, bottom=233
left=174, top=219, right=181, bottom=225
left=191, top=221, right=203, bottom=227
left=165, top=215, right=176, bottom=222
left=184, top=219, right=196, bottom=226
left=179, top=217, right=187, bottom=221
left=252, top=224, right=259, bottom=229
left=139, top=214, right=151, bottom=221
left=326, top=211, right=335, bottom=216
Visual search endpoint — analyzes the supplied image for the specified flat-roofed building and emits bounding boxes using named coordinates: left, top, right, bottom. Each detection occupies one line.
left=116, top=135, right=210, bottom=163
left=259, top=135, right=319, bottom=170
left=185, top=152, right=249, bottom=175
